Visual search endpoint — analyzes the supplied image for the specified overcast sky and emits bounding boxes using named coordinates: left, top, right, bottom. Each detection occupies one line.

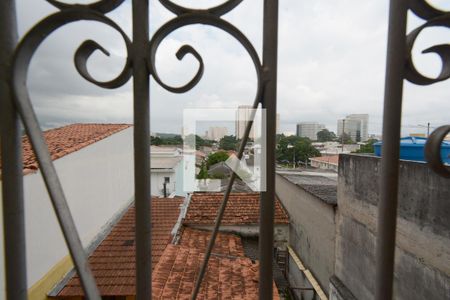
left=16, top=0, right=449, bottom=136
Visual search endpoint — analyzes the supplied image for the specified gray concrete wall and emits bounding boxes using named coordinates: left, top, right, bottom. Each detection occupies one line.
left=336, top=154, right=450, bottom=300
left=276, top=173, right=337, bottom=294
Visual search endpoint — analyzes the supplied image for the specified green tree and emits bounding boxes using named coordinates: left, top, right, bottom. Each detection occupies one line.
left=197, top=161, right=208, bottom=179
left=276, top=135, right=320, bottom=166
left=317, top=129, right=337, bottom=142
left=151, top=133, right=184, bottom=146
left=355, top=139, right=378, bottom=153
left=184, top=134, right=214, bottom=150
left=340, top=133, right=353, bottom=144
left=219, top=135, right=238, bottom=150
left=206, top=151, right=230, bottom=168
left=151, top=136, right=163, bottom=145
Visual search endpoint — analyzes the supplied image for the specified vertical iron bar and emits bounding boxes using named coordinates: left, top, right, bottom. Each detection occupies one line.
left=0, top=1, right=28, bottom=299
left=132, top=0, right=151, bottom=299
left=375, top=0, right=408, bottom=299
left=259, top=0, right=278, bottom=299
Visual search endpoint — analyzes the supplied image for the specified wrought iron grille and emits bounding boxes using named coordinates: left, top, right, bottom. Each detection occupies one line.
left=1, top=0, right=278, bottom=299
left=0, top=0, right=448, bottom=300
left=375, top=1, right=449, bottom=299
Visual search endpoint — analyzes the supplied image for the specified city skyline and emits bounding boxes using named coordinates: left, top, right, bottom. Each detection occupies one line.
left=17, top=0, right=449, bottom=138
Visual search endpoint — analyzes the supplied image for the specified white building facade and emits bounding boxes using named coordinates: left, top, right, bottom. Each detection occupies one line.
left=0, top=125, right=134, bottom=299
left=337, top=114, right=369, bottom=142
left=296, top=122, right=325, bottom=140
left=206, top=126, right=228, bottom=141
left=235, top=105, right=255, bottom=139
left=150, top=146, right=185, bottom=197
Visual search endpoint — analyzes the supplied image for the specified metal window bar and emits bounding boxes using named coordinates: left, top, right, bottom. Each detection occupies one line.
left=376, top=1, right=449, bottom=300
left=0, top=0, right=278, bottom=299
left=0, top=1, right=28, bottom=300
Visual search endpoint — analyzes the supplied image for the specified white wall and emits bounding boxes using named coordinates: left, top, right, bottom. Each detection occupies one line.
left=0, top=127, right=134, bottom=291
left=151, top=170, right=176, bottom=196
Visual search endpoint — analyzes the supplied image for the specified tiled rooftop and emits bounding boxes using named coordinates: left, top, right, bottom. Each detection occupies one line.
left=0, top=123, right=130, bottom=175
left=56, top=197, right=182, bottom=297
left=278, top=172, right=337, bottom=205
left=151, top=156, right=182, bottom=169
left=310, top=155, right=340, bottom=165
left=184, top=193, right=289, bottom=225
left=152, top=244, right=280, bottom=299
left=179, top=227, right=245, bottom=257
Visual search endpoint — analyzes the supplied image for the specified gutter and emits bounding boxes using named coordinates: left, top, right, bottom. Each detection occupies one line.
left=287, top=245, right=328, bottom=300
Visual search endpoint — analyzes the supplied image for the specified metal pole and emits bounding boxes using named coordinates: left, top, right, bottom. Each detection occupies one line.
left=191, top=97, right=260, bottom=300
left=259, top=0, right=278, bottom=299
left=293, top=149, right=295, bottom=169
left=0, top=1, right=28, bottom=299
left=375, top=1, right=408, bottom=299
left=132, top=0, right=151, bottom=299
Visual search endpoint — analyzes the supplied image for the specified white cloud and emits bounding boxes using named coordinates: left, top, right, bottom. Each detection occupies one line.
left=15, top=0, right=449, bottom=136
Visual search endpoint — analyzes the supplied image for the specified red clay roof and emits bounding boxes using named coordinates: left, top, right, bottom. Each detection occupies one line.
left=1, top=123, right=130, bottom=175
left=152, top=244, right=280, bottom=300
left=179, top=227, right=245, bottom=257
left=309, top=155, right=339, bottom=165
left=57, top=197, right=182, bottom=297
left=184, top=193, right=289, bottom=225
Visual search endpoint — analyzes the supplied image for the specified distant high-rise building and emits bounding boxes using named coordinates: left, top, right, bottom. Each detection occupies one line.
left=347, top=114, right=369, bottom=141
left=236, top=106, right=279, bottom=139
left=207, top=126, right=228, bottom=141
left=296, top=122, right=325, bottom=140
left=337, top=119, right=361, bottom=142
left=337, top=114, right=369, bottom=142
left=236, top=105, right=255, bottom=139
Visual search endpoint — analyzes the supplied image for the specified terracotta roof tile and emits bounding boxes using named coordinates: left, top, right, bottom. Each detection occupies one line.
left=152, top=245, right=280, bottom=300
left=184, top=193, right=289, bottom=225
left=0, top=123, right=130, bottom=174
left=309, top=155, right=339, bottom=165
left=179, top=227, right=245, bottom=257
left=57, top=197, right=182, bottom=297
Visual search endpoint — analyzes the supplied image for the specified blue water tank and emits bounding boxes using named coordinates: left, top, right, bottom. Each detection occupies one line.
left=374, top=136, right=450, bottom=163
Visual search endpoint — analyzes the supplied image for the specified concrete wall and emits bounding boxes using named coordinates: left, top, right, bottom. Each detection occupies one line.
left=151, top=162, right=185, bottom=197
left=151, top=170, right=176, bottom=196
left=276, top=173, right=336, bottom=294
left=0, top=127, right=134, bottom=295
left=335, top=154, right=450, bottom=300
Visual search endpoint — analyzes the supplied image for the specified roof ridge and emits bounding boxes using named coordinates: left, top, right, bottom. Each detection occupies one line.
left=15, top=123, right=132, bottom=175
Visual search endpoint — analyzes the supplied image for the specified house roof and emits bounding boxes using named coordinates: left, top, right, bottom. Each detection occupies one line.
left=151, top=145, right=178, bottom=151
left=279, top=173, right=337, bottom=205
left=151, top=156, right=182, bottom=169
left=309, top=155, right=339, bottom=165
left=178, top=227, right=245, bottom=257
left=1, top=123, right=130, bottom=175
left=184, top=193, right=289, bottom=225
left=196, top=150, right=206, bottom=158
left=152, top=244, right=280, bottom=299
left=56, top=197, right=183, bottom=297
left=207, top=161, right=232, bottom=176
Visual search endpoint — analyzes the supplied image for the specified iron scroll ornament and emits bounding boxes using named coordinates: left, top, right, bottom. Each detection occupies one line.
left=405, top=0, right=450, bottom=178
left=10, top=0, right=263, bottom=298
